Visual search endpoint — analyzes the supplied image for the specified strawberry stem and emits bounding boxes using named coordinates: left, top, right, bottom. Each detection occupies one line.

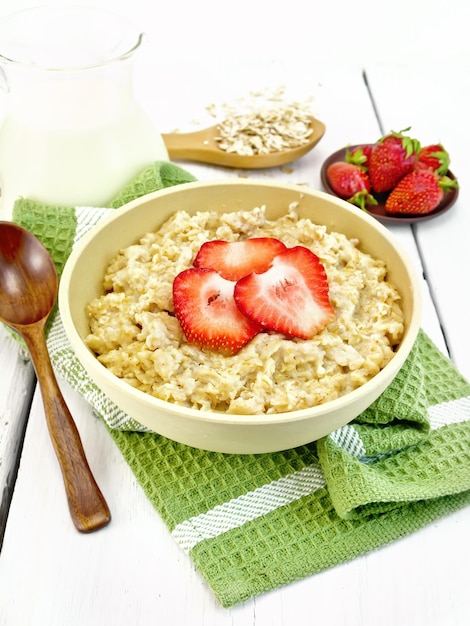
left=439, top=175, right=459, bottom=192
left=378, top=127, right=421, bottom=157
left=345, top=148, right=368, bottom=170
left=431, top=149, right=450, bottom=176
left=347, top=189, right=378, bottom=211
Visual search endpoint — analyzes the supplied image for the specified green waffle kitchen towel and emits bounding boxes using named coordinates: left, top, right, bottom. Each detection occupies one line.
left=11, top=162, right=470, bottom=608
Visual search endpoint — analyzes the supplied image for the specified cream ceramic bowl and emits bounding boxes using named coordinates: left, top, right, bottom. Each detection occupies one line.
left=59, top=179, right=422, bottom=454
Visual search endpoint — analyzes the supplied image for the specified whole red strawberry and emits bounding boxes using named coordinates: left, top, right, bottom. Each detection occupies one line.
left=326, top=161, right=377, bottom=210
left=368, top=128, right=420, bottom=193
left=415, top=144, right=450, bottom=175
left=385, top=169, right=458, bottom=215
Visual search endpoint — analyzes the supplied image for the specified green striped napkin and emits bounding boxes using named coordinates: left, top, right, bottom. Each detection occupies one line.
left=13, top=162, right=470, bottom=608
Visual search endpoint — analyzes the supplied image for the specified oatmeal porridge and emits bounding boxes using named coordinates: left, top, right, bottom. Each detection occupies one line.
left=85, top=204, right=404, bottom=414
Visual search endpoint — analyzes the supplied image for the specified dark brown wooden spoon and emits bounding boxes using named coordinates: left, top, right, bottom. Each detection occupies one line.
left=0, top=222, right=111, bottom=532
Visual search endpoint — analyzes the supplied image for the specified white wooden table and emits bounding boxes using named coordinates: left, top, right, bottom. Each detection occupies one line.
left=1, top=55, right=469, bottom=625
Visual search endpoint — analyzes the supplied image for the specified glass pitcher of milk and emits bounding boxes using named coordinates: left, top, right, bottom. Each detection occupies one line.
left=0, top=6, right=169, bottom=219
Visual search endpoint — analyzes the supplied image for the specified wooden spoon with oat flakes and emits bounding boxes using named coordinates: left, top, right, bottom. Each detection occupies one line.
left=162, top=115, right=326, bottom=169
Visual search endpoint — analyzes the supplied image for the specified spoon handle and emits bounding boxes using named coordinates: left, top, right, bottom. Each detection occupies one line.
left=23, top=324, right=111, bottom=533
left=162, top=129, right=217, bottom=162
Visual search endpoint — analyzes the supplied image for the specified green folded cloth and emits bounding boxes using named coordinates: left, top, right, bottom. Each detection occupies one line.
left=12, top=161, right=470, bottom=608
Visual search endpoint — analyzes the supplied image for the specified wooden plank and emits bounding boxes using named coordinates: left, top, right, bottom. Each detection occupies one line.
left=0, top=327, right=35, bottom=544
left=365, top=62, right=470, bottom=380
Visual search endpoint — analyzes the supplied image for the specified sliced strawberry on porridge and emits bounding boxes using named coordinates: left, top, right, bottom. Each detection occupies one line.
left=173, top=267, right=262, bottom=354
left=234, top=246, right=335, bottom=339
left=193, top=237, right=286, bottom=281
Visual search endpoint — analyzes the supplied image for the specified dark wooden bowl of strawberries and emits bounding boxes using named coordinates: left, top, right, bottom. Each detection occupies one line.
left=321, top=128, right=459, bottom=224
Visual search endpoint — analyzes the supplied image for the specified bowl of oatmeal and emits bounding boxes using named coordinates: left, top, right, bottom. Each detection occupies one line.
left=58, top=179, right=422, bottom=453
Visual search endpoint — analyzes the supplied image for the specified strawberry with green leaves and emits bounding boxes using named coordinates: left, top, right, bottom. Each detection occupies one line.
left=415, top=144, right=450, bottom=175
left=326, top=161, right=378, bottom=211
left=385, top=169, right=458, bottom=215
left=368, top=128, right=420, bottom=193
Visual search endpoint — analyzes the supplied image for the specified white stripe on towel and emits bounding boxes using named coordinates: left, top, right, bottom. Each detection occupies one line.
left=428, top=395, right=470, bottom=430
left=172, top=463, right=326, bottom=553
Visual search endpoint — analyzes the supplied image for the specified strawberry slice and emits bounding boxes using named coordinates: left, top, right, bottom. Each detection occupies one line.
left=194, top=238, right=286, bottom=281
left=173, top=268, right=262, bottom=354
left=234, top=246, right=334, bottom=339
